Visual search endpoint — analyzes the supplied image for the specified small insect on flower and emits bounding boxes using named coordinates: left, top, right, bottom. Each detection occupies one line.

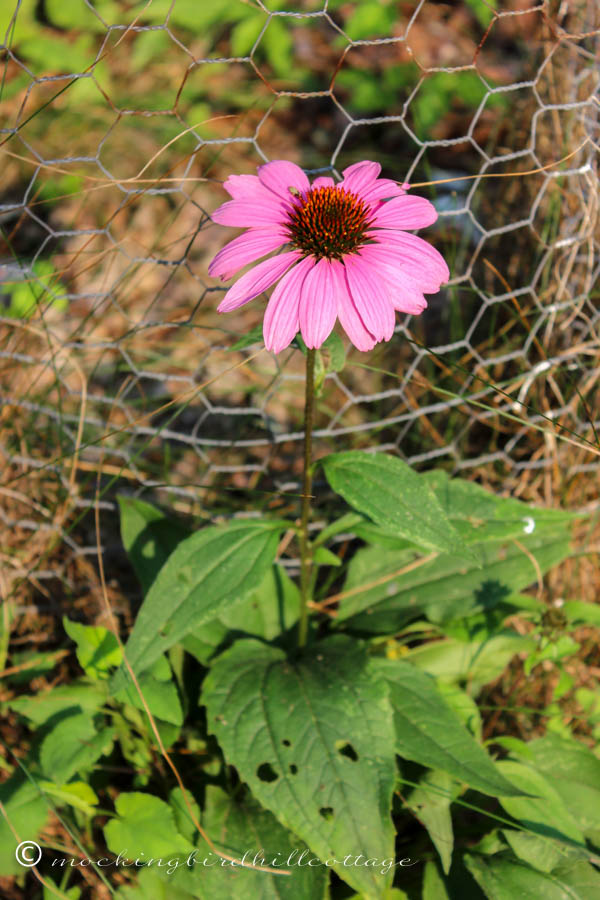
left=208, top=160, right=450, bottom=353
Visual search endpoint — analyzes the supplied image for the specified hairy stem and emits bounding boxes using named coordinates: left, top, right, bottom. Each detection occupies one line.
left=298, top=347, right=316, bottom=647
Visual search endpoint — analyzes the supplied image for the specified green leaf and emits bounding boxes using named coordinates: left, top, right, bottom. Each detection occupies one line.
left=203, top=636, right=397, bottom=896
left=114, top=665, right=183, bottom=727
left=118, top=496, right=191, bottom=595
left=38, top=780, right=98, bottom=816
left=63, top=617, right=121, bottom=680
left=405, top=633, right=535, bottom=687
left=162, top=785, right=328, bottom=899
left=115, top=867, right=195, bottom=900
left=337, top=529, right=570, bottom=633
left=464, top=853, right=600, bottom=900
left=563, top=600, right=600, bottom=627
left=421, top=862, right=450, bottom=900
left=45, top=0, right=117, bottom=31
left=114, top=520, right=286, bottom=681
left=375, top=659, right=523, bottom=797
left=104, top=792, right=194, bottom=860
left=43, top=881, right=81, bottom=900
left=423, top=860, right=451, bottom=900
left=0, top=777, right=49, bottom=876
left=313, top=546, right=342, bottom=567
left=494, top=760, right=586, bottom=845
left=406, top=770, right=456, bottom=874
left=40, top=712, right=114, bottom=784
left=502, top=830, right=587, bottom=875
left=516, top=735, right=600, bottom=842
left=229, top=324, right=264, bottom=351
left=322, top=331, right=346, bottom=373
left=464, top=0, right=496, bottom=28
left=5, top=683, right=106, bottom=725
left=262, top=17, right=295, bottom=78
left=321, top=452, right=475, bottom=560
left=344, top=0, right=395, bottom=40
left=436, top=682, right=482, bottom=740
left=230, top=13, right=264, bottom=57
left=182, top=564, right=299, bottom=665
left=421, top=469, right=577, bottom=545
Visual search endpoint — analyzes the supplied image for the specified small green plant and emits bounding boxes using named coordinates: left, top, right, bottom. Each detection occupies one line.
left=1, top=260, right=67, bottom=319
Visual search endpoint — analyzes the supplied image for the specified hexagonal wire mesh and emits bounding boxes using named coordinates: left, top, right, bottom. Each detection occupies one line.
left=0, top=0, right=598, bottom=591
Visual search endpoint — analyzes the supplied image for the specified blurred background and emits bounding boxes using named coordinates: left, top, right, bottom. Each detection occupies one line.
left=0, top=0, right=598, bottom=675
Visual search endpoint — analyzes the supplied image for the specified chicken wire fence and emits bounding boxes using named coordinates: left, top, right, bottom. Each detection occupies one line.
left=0, top=0, right=599, bottom=585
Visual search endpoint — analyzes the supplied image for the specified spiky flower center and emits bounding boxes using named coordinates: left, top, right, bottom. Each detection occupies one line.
left=285, top=186, right=372, bottom=260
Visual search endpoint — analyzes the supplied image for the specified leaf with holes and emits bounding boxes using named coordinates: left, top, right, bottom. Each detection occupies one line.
left=202, top=636, right=396, bottom=897
left=321, top=452, right=476, bottom=561
left=113, top=520, right=287, bottom=683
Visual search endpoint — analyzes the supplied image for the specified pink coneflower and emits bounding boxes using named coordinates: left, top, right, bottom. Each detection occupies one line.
left=209, top=160, right=449, bottom=353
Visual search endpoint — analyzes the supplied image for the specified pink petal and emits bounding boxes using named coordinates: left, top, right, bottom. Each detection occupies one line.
left=222, top=174, right=272, bottom=201
left=311, top=176, right=335, bottom=189
left=361, top=178, right=407, bottom=204
left=258, top=160, right=310, bottom=200
left=208, top=228, right=290, bottom=281
left=358, top=248, right=428, bottom=314
left=370, top=195, right=438, bottom=230
left=340, top=163, right=383, bottom=198
left=332, top=260, right=377, bottom=352
left=212, top=198, right=290, bottom=228
left=362, top=234, right=449, bottom=292
left=341, top=160, right=381, bottom=189
left=298, top=258, right=338, bottom=349
left=263, top=256, right=315, bottom=353
left=217, top=251, right=301, bottom=313
left=343, top=255, right=395, bottom=341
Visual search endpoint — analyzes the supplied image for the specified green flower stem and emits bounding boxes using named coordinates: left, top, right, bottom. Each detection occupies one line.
left=298, top=347, right=316, bottom=648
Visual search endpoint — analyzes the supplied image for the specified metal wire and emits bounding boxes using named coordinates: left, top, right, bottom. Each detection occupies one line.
left=0, top=0, right=598, bottom=578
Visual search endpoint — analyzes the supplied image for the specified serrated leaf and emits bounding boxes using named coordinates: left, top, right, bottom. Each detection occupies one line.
left=40, top=712, right=114, bottom=784
left=114, top=520, right=286, bottom=682
left=161, top=785, right=328, bottom=899
left=202, top=636, right=396, bottom=896
left=321, top=452, right=475, bottom=560
left=115, top=866, right=195, bottom=900
left=63, top=617, right=121, bottom=680
left=104, top=792, right=194, bottom=860
left=375, top=659, right=523, bottom=797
